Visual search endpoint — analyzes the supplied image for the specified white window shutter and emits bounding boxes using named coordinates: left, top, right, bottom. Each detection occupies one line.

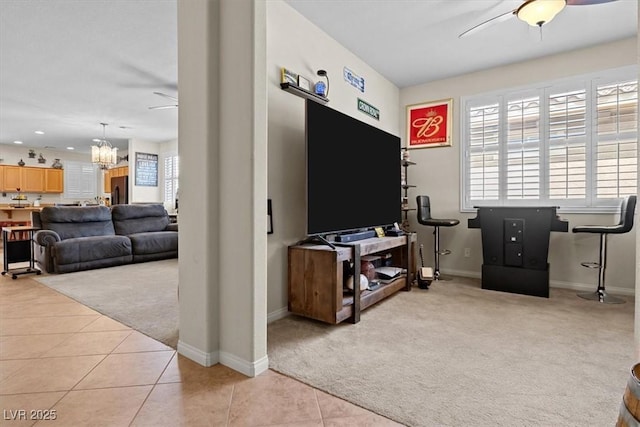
left=547, top=89, right=587, bottom=200
left=63, top=161, right=97, bottom=199
left=595, top=81, right=638, bottom=199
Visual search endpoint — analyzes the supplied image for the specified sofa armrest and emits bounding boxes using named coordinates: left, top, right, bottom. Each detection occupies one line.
left=33, top=230, right=61, bottom=246
left=165, top=223, right=178, bottom=232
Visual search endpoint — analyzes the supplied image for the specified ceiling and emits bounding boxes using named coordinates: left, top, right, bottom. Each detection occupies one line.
left=286, top=0, right=637, bottom=88
left=0, top=0, right=178, bottom=154
left=0, top=0, right=636, bottom=154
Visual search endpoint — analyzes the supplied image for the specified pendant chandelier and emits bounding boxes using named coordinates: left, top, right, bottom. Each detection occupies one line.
left=91, top=123, right=118, bottom=170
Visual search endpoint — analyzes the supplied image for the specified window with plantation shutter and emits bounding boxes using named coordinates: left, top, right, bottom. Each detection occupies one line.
left=595, top=80, right=637, bottom=199
left=63, top=161, right=97, bottom=199
left=468, top=103, right=500, bottom=202
left=164, top=154, right=179, bottom=205
left=461, top=66, right=637, bottom=213
left=506, top=96, right=540, bottom=200
left=548, top=89, right=587, bottom=201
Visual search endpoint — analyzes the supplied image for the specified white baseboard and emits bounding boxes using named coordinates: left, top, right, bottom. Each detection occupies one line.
left=177, top=340, right=219, bottom=367
left=442, top=268, right=635, bottom=296
left=267, top=306, right=290, bottom=323
left=176, top=304, right=287, bottom=376
left=177, top=341, right=269, bottom=377
left=219, top=351, right=269, bottom=377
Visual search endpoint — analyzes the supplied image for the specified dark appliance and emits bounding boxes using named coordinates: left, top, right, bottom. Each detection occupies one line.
left=111, top=176, right=129, bottom=205
left=305, top=99, right=401, bottom=237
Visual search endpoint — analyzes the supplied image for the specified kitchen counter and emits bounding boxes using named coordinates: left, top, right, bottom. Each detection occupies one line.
left=0, top=206, right=43, bottom=219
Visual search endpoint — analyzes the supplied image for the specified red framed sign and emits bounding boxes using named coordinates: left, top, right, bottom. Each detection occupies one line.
left=406, top=98, right=453, bottom=149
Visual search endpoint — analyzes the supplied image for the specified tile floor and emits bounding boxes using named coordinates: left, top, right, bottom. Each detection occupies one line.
left=0, top=275, right=403, bottom=426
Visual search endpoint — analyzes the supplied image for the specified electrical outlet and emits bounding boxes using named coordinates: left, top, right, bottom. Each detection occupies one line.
left=464, top=248, right=471, bottom=258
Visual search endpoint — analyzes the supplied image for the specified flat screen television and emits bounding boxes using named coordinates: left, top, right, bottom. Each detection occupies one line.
left=305, top=99, right=401, bottom=236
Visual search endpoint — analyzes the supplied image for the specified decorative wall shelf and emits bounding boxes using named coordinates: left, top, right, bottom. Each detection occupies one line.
left=401, top=150, right=416, bottom=232
left=280, top=82, right=329, bottom=105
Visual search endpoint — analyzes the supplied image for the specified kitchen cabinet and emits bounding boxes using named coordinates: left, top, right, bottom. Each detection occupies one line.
left=0, top=166, right=63, bottom=194
left=22, top=168, right=45, bottom=192
left=114, top=166, right=128, bottom=177
left=44, top=169, right=63, bottom=193
left=3, top=166, right=22, bottom=191
left=103, top=169, right=112, bottom=193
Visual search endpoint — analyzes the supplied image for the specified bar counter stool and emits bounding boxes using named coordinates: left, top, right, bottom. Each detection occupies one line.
left=573, top=195, right=636, bottom=304
left=416, top=195, right=459, bottom=281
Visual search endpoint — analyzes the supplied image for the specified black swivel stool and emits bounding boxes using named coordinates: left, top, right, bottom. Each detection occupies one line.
left=572, top=195, right=636, bottom=304
left=416, top=195, right=459, bottom=281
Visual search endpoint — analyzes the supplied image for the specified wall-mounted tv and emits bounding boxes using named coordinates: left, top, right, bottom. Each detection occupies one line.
left=306, top=100, right=401, bottom=236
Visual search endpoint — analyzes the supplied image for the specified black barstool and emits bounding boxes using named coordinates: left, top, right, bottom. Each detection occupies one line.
left=416, top=195, right=459, bottom=281
left=572, top=195, right=636, bottom=304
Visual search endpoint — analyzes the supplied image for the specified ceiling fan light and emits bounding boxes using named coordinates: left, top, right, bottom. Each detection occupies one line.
left=517, top=0, right=566, bottom=27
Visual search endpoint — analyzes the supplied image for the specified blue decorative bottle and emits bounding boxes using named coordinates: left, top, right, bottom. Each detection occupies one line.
left=314, top=81, right=326, bottom=97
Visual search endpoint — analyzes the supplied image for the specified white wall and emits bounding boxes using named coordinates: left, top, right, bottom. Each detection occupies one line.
left=128, top=138, right=162, bottom=203
left=266, top=0, right=401, bottom=317
left=400, top=37, right=638, bottom=294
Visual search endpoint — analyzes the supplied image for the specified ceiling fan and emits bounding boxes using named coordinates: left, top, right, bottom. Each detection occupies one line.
left=148, top=91, right=178, bottom=110
left=458, top=0, right=618, bottom=38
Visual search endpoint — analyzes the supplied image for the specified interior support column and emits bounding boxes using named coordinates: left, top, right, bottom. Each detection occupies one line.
left=176, top=0, right=268, bottom=376
left=218, top=0, right=268, bottom=375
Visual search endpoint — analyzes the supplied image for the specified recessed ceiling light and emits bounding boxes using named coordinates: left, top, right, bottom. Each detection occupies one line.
left=34, top=130, right=45, bottom=135
left=66, top=147, right=74, bottom=150
left=13, top=140, right=23, bottom=144
left=92, top=138, right=101, bottom=142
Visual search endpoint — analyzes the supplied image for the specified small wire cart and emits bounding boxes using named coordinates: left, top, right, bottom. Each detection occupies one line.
left=1, top=226, right=41, bottom=279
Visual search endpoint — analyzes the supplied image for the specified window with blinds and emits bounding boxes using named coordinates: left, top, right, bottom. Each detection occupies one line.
left=63, top=161, right=97, bottom=200
left=468, top=103, right=500, bottom=201
left=595, top=80, right=638, bottom=199
left=461, top=66, right=637, bottom=212
left=164, top=154, right=179, bottom=205
left=548, top=89, right=586, bottom=201
left=506, top=96, right=540, bottom=200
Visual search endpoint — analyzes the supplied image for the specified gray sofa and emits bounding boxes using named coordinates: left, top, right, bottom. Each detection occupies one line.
left=111, top=204, right=178, bottom=263
left=33, top=204, right=177, bottom=273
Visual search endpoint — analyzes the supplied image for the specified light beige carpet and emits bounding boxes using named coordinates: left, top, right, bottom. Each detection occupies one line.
left=34, top=259, right=178, bottom=348
left=268, top=277, right=635, bottom=427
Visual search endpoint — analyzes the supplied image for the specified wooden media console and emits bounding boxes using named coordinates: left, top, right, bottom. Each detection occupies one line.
left=288, top=234, right=416, bottom=324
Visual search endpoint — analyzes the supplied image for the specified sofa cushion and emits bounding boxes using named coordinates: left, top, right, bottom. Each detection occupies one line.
left=52, top=235, right=132, bottom=266
left=128, top=231, right=178, bottom=255
left=40, top=206, right=115, bottom=240
left=111, top=204, right=170, bottom=235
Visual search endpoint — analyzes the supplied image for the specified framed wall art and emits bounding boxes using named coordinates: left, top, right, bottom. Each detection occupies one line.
left=406, top=98, right=453, bottom=149
left=297, top=76, right=311, bottom=91
left=135, top=152, right=158, bottom=186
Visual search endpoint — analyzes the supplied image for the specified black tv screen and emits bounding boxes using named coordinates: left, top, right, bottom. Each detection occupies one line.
left=306, top=100, right=401, bottom=236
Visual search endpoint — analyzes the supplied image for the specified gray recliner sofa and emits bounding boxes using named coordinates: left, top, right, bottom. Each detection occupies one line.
left=111, top=204, right=178, bottom=263
left=33, top=204, right=177, bottom=273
